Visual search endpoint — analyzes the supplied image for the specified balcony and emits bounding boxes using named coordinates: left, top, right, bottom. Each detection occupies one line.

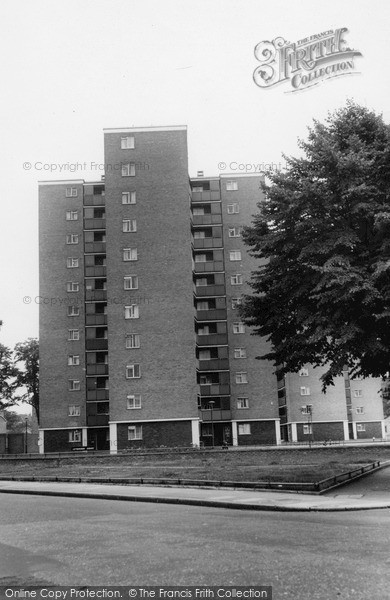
left=85, top=314, right=107, bottom=326
left=85, top=339, right=108, bottom=351
left=197, top=358, right=230, bottom=371
left=196, top=308, right=227, bottom=321
left=84, top=242, right=106, bottom=253
left=86, top=364, right=109, bottom=375
left=84, top=194, right=106, bottom=206
left=192, top=214, right=222, bottom=226
left=84, top=218, right=106, bottom=230
left=85, top=290, right=107, bottom=301
left=191, top=191, right=221, bottom=202
left=85, top=266, right=106, bottom=278
left=194, top=284, right=225, bottom=297
left=200, top=409, right=232, bottom=421
left=194, top=261, right=224, bottom=273
left=196, top=333, right=228, bottom=346
left=87, top=414, right=109, bottom=426
left=86, top=389, right=109, bottom=401
left=193, top=238, right=223, bottom=249
left=199, top=384, right=230, bottom=396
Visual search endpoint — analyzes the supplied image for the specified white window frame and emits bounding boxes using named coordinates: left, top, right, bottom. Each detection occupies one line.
left=196, top=277, right=208, bottom=287
left=193, top=230, right=205, bottom=239
left=357, top=424, right=366, bottom=432
left=67, top=257, right=79, bottom=268
left=68, top=355, right=80, bottom=366
left=68, top=329, right=80, bottom=341
left=198, top=350, right=211, bottom=360
left=124, top=275, right=139, bottom=290
left=231, top=297, right=242, bottom=309
left=66, top=234, right=79, bottom=245
left=122, top=191, right=136, bottom=204
left=233, top=322, right=245, bottom=334
left=231, top=274, right=243, bottom=285
left=68, top=405, right=81, bottom=417
left=67, top=282, right=80, bottom=292
left=124, top=304, right=139, bottom=319
left=237, top=397, right=249, bottom=409
left=227, top=203, right=239, bottom=214
left=128, top=425, right=143, bottom=440
left=121, top=163, right=136, bottom=177
left=197, top=325, right=210, bottom=336
left=356, top=407, right=364, bottom=414
left=300, top=387, right=311, bottom=396
left=353, top=390, right=363, bottom=397
left=68, top=429, right=81, bottom=442
left=121, top=136, right=135, bottom=149
left=299, top=368, right=309, bottom=377
left=234, top=348, right=247, bottom=359
left=194, top=254, right=207, bottom=263
left=123, top=248, right=138, bottom=261
left=303, top=424, right=313, bottom=435
left=69, top=379, right=81, bottom=391
left=66, top=210, right=78, bottom=221
left=126, top=364, right=141, bottom=379
left=229, top=251, right=242, bottom=261
left=66, top=188, right=78, bottom=198
left=123, top=219, right=137, bottom=232
left=127, top=394, right=142, bottom=409
left=238, top=423, right=251, bottom=435
left=228, top=227, right=242, bottom=238
left=126, top=334, right=141, bottom=348
left=236, top=372, right=248, bottom=384
left=67, top=305, right=80, bottom=317
left=226, top=181, right=238, bottom=191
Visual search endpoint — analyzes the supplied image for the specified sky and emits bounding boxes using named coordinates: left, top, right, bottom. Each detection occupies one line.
left=1, top=0, right=390, bottom=351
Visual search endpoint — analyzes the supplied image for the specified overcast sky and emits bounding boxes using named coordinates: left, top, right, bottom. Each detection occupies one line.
left=1, top=0, right=389, bottom=350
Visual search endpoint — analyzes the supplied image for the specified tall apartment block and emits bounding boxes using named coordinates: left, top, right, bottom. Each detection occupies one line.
left=38, top=125, right=384, bottom=452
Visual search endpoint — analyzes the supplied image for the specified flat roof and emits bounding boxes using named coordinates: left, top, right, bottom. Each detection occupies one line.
left=38, top=180, right=85, bottom=186
left=104, top=125, right=187, bottom=133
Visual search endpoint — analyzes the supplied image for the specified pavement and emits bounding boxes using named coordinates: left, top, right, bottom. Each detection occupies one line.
left=0, top=466, right=389, bottom=512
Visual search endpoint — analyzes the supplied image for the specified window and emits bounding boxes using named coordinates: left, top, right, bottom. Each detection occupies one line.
left=67, top=258, right=79, bottom=268
left=67, top=282, right=79, bottom=292
left=128, top=425, right=142, bottom=440
left=231, top=297, right=242, bottom=309
left=67, top=305, right=80, bottom=317
left=123, top=219, right=137, bottom=232
left=124, top=305, right=139, bottom=319
left=68, top=355, right=80, bottom=365
left=122, top=191, right=136, bottom=204
left=193, top=207, right=205, bottom=216
left=300, top=387, right=311, bottom=396
left=199, top=375, right=213, bottom=385
left=121, top=136, right=135, bottom=149
left=301, top=404, right=313, bottom=414
left=124, top=275, right=138, bottom=290
left=227, top=203, right=239, bottom=214
left=197, top=301, right=209, bottom=310
left=195, top=254, right=207, bottom=263
left=193, top=230, right=205, bottom=239
left=233, top=322, right=245, bottom=334
left=121, top=163, right=136, bottom=177
left=236, top=372, right=248, bottom=384
left=237, top=397, right=249, bottom=409
left=357, top=424, right=366, bottom=432
left=127, top=394, right=142, bottom=409
left=234, top=348, right=247, bottom=359
left=196, top=278, right=208, bottom=287
left=69, top=379, right=81, bottom=391
left=68, top=405, right=80, bottom=417
left=299, top=368, right=309, bottom=377
left=68, top=430, right=81, bottom=442
left=66, top=234, right=79, bottom=244
left=126, top=364, right=141, bottom=378
left=126, top=334, right=140, bottom=348
left=228, top=227, right=242, bottom=237
left=229, top=251, right=242, bottom=261
left=66, top=210, right=78, bottom=221
left=198, top=350, right=211, bottom=360
left=356, top=407, right=364, bottom=414
left=66, top=188, right=78, bottom=198
left=231, top=274, right=243, bottom=285
left=238, top=423, right=251, bottom=435
left=354, top=390, right=363, bottom=397
left=226, top=180, right=238, bottom=191
left=303, top=424, right=313, bottom=435
left=123, top=248, right=138, bottom=261
left=68, top=329, right=80, bottom=341
left=197, top=325, right=210, bottom=336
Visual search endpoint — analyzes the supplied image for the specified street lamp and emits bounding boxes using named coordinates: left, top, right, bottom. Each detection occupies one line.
left=25, top=417, right=28, bottom=454
left=209, top=401, right=215, bottom=448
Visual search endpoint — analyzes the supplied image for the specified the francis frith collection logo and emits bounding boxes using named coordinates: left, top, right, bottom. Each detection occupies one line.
left=253, top=28, right=362, bottom=92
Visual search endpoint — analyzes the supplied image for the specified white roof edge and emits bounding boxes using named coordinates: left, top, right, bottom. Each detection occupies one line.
left=103, top=125, right=187, bottom=133
left=38, top=180, right=85, bottom=186
left=219, top=173, right=266, bottom=178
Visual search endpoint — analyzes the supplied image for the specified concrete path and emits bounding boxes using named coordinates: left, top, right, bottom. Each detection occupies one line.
left=0, top=468, right=390, bottom=512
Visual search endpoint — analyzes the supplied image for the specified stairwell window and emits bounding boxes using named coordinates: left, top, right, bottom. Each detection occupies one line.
left=231, top=274, right=243, bottom=285
left=68, top=405, right=80, bottom=417
left=66, top=210, right=78, bottom=221
left=126, top=364, right=141, bottom=379
left=69, top=380, right=81, bottom=391
left=233, top=322, right=245, bottom=334
left=67, top=282, right=80, bottom=292
left=229, top=251, right=242, bottom=261
left=226, top=181, right=238, bottom=191
left=354, top=390, right=363, bottom=397
left=236, top=372, right=248, bottom=384
left=68, top=355, right=80, bottom=365
left=229, top=227, right=242, bottom=237
left=124, top=305, right=139, bottom=319
left=234, top=348, right=247, bottom=359
left=227, top=203, right=239, bottom=214
left=123, top=219, right=137, bottom=232
left=128, top=425, right=142, bottom=440
left=300, top=387, right=311, bottom=396
left=124, top=276, right=138, bottom=290
left=67, top=306, right=80, bottom=317
left=126, top=334, right=140, bottom=348
left=67, top=258, right=79, bottom=268
left=356, top=407, right=364, bottom=414
left=123, top=248, right=138, bottom=261
left=121, top=136, right=135, bottom=149
left=66, top=188, right=78, bottom=197
left=299, top=368, right=309, bottom=377
left=127, top=394, right=142, bottom=409
left=66, top=234, right=79, bottom=244
left=121, top=163, right=136, bottom=177
left=237, top=397, right=249, bottom=409
left=68, top=329, right=80, bottom=341
left=122, top=191, right=136, bottom=204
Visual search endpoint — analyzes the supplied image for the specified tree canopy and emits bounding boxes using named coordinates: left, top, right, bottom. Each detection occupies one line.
left=241, top=101, right=390, bottom=388
left=0, top=337, right=39, bottom=420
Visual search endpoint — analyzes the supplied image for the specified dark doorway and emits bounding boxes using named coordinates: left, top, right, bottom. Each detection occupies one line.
left=87, top=428, right=109, bottom=450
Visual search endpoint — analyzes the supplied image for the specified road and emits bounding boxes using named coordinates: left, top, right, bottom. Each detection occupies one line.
left=0, top=494, right=389, bottom=599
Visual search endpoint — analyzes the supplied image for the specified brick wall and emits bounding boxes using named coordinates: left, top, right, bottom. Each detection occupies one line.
left=116, top=420, right=193, bottom=449
left=237, top=420, right=276, bottom=445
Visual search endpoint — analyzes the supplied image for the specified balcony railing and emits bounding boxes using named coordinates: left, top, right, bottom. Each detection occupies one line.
left=195, top=309, right=227, bottom=322
left=84, top=195, right=106, bottom=206
left=84, top=218, right=106, bottom=230
left=87, top=414, right=109, bottom=426
left=192, top=214, right=222, bottom=226
left=86, top=389, right=109, bottom=401
left=197, top=358, right=230, bottom=371
left=85, top=290, right=107, bottom=301
left=85, top=266, right=106, bottom=278
left=85, top=314, right=107, bottom=326
left=199, top=384, right=230, bottom=396
left=85, top=339, right=108, bottom=351
left=194, top=284, right=225, bottom=297
left=194, top=261, right=224, bottom=273
left=191, top=191, right=221, bottom=202
left=196, top=333, right=228, bottom=346
left=193, top=238, right=223, bottom=249
left=84, top=242, right=106, bottom=253
left=200, top=409, right=232, bottom=421
left=86, top=364, right=109, bottom=375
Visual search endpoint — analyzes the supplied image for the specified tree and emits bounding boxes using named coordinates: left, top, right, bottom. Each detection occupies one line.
left=0, top=343, right=18, bottom=409
left=241, top=101, right=390, bottom=389
left=3, top=410, right=32, bottom=433
left=14, top=338, right=39, bottom=422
